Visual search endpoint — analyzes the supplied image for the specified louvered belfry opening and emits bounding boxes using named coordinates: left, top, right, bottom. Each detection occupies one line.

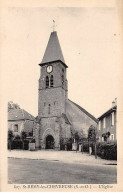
left=50, top=75, right=54, bottom=87
left=46, top=76, right=49, bottom=88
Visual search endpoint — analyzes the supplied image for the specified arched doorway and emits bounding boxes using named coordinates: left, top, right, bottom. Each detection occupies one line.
left=46, top=135, right=55, bottom=149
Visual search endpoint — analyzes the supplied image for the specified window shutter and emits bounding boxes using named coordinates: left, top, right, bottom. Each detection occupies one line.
left=111, top=112, right=114, bottom=126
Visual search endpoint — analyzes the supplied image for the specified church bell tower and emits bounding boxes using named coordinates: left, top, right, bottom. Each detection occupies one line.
left=37, top=31, right=69, bottom=149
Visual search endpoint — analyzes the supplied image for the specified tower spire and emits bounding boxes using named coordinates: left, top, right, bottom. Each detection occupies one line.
left=40, top=31, right=65, bottom=64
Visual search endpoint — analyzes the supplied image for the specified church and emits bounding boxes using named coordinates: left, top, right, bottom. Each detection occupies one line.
left=34, top=31, right=97, bottom=150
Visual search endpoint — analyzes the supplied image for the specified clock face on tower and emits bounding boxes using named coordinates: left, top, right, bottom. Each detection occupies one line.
left=46, top=65, right=53, bottom=73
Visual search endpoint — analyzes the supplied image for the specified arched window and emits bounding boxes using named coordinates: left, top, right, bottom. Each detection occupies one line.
left=46, top=76, right=49, bottom=88
left=50, top=75, right=54, bottom=87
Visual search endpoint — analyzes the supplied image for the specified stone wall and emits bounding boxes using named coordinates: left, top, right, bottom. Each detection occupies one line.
left=34, top=115, right=72, bottom=149
left=8, top=120, right=35, bottom=137
left=38, top=61, right=69, bottom=149
left=38, top=87, right=66, bottom=118
left=39, top=62, right=67, bottom=91
left=40, top=117, right=60, bottom=149
left=33, top=122, right=40, bottom=148
left=8, top=121, right=24, bottom=136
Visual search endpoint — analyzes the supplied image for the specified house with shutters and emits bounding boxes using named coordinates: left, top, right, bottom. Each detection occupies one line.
left=97, top=98, right=117, bottom=142
left=8, top=102, right=35, bottom=137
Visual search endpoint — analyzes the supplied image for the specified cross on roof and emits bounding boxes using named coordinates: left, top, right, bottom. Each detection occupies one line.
left=51, top=20, right=57, bottom=32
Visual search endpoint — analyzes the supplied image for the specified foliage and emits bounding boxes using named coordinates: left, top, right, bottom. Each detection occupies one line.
left=8, top=130, right=14, bottom=150
left=8, top=130, right=30, bottom=150
left=21, top=131, right=27, bottom=140
left=23, top=140, right=29, bottom=150
left=30, top=138, right=35, bottom=143
left=74, top=132, right=80, bottom=142
left=73, top=130, right=87, bottom=143
left=14, top=135, right=21, bottom=140
left=8, top=130, right=14, bottom=141
left=102, top=132, right=110, bottom=142
left=96, top=141, right=117, bottom=160
left=12, top=139, right=23, bottom=149
left=8, top=101, right=20, bottom=111
left=29, top=131, right=33, bottom=137
left=83, top=142, right=89, bottom=152
left=60, top=137, right=72, bottom=150
left=60, top=138, right=64, bottom=150
left=88, top=125, right=96, bottom=141
left=21, top=131, right=27, bottom=150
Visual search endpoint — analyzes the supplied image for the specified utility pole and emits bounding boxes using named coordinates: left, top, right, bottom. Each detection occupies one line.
left=88, top=125, right=97, bottom=158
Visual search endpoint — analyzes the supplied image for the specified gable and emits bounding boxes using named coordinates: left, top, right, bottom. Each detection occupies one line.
left=66, top=99, right=97, bottom=136
left=66, top=99, right=97, bottom=123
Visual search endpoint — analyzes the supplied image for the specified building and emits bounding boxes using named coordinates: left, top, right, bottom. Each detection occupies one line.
left=8, top=102, right=35, bottom=137
left=35, top=31, right=97, bottom=150
left=97, top=99, right=117, bottom=142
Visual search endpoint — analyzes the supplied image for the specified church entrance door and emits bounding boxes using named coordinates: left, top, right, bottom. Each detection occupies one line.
left=46, top=135, right=55, bottom=149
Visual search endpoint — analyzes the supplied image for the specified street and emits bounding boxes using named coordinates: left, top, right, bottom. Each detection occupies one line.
left=8, top=157, right=117, bottom=184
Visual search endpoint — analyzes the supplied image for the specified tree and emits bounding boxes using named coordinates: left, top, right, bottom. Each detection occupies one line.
left=73, top=130, right=86, bottom=142
left=73, top=130, right=87, bottom=153
left=74, top=132, right=79, bottom=143
left=70, top=125, right=75, bottom=138
left=88, top=125, right=96, bottom=141
left=72, top=131, right=81, bottom=152
left=78, top=130, right=88, bottom=153
left=88, top=125, right=97, bottom=158
left=102, top=132, right=110, bottom=142
left=8, top=101, right=20, bottom=111
left=8, top=130, right=14, bottom=150
left=21, top=131, right=27, bottom=150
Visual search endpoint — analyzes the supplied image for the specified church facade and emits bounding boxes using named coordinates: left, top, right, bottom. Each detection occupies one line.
left=34, top=31, right=97, bottom=150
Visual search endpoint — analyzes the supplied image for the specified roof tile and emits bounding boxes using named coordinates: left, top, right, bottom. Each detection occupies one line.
left=8, top=109, right=35, bottom=121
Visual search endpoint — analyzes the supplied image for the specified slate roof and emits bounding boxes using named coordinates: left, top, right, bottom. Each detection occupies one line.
left=40, top=31, right=65, bottom=64
left=67, top=99, right=98, bottom=123
left=8, top=109, right=35, bottom=121
left=98, top=105, right=117, bottom=120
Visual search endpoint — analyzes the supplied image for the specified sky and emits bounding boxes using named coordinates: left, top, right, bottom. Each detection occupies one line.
left=0, top=7, right=122, bottom=118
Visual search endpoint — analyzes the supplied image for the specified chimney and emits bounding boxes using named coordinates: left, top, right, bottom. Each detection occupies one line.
left=115, top=98, right=117, bottom=105
left=112, top=100, right=115, bottom=107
